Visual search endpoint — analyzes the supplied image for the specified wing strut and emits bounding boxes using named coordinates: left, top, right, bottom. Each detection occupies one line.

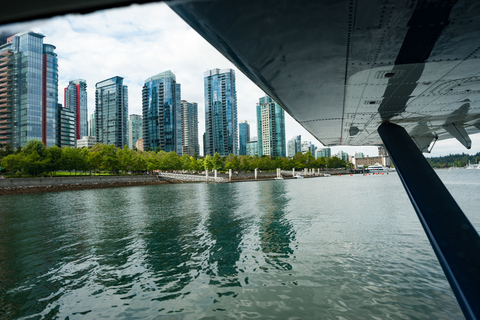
left=378, top=122, right=480, bottom=320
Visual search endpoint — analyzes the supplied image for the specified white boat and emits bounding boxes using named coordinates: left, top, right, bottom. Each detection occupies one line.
left=323, top=173, right=331, bottom=177
left=465, top=161, right=480, bottom=169
left=274, top=176, right=284, bottom=180
left=294, top=174, right=304, bottom=179
left=367, top=163, right=387, bottom=173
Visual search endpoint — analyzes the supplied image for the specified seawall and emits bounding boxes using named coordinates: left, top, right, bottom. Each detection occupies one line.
left=0, top=175, right=173, bottom=195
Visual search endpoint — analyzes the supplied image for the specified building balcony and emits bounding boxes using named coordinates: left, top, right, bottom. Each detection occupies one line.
left=0, top=119, right=11, bottom=124
left=0, top=91, right=12, bottom=98
left=0, top=135, right=12, bottom=140
left=0, top=129, right=12, bottom=134
left=0, top=66, right=11, bottom=73
left=0, top=124, right=11, bottom=129
left=0, top=107, right=12, bottom=113
left=0, top=56, right=12, bottom=63
left=0, top=114, right=12, bottom=119
left=0, top=101, right=12, bottom=107
left=0, top=82, right=12, bottom=88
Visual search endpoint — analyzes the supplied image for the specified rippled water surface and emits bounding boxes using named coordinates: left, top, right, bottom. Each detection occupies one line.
left=1, top=169, right=479, bottom=319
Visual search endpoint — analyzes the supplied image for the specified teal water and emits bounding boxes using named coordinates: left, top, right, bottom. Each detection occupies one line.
left=1, top=170, right=478, bottom=319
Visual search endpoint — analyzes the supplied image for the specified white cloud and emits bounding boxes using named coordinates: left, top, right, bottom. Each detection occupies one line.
left=2, top=2, right=479, bottom=158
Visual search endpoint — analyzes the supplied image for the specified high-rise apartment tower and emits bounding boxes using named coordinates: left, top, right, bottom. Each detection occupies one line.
left=0, top=32, right=58, bottom=147
left=95, top=76, right=128, bottom=148
left=65, top=79, right=88, bottom=140
left=128, top=114, right=142, bottom=149
left=256, top=95, right=286, bottom=157
left=204, top=68, right=237, bottom=156
left=142, top=70, right=182, bottom=153
left=181, top=100, right=199, bottom=156
left=238, top=120, right=250, bottom=155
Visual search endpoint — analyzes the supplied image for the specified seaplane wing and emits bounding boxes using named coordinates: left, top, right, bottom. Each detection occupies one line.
left=167, top=0, right=480, bottom=152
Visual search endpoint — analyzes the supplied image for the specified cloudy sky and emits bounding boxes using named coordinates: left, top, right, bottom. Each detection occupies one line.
left=2, top=2, right=480, bottom=157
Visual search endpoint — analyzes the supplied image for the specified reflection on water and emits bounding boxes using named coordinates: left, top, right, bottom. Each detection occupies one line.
left=1, top=171, right=476, bottom=319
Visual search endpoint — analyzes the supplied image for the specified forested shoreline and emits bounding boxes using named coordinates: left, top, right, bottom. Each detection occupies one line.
left=426, top=153, right=480, bottom=168
left=0, top=140, right=349, bottom=177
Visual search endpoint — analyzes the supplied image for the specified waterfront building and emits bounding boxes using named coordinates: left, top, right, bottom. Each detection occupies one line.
left=57, top=104, right=76, bottom=148
left=336, top=150, right=349, bottom=161
left=354, top=156, right=391, bottom=168
left=95, top=76, right=128, bottom=148
left=317, top=147, right=331, bottom=158
left=181, top=100, right=199, bottom=156
left=142, top=71, right=182, bottom=153
left=65, top=79, right=88, bottom=140
left=0, top=32, right=59, bottom=147
left=128, top=114, right=142, bottom=149
left=355, top=152, right=364, bottom=158
left=287, top=135, right=301, bottom=157
left=301, top=141, right=316, bottom=154
left=88, top=113, right=95, bottom=137
left=76, top=136, right=96, bottom=148
left=246, top=139, right=258, bottom=157
left=256, top=95, right=286, bottom=157
left=204, top=68, right=237, bottom=156
left=238, top=120, right=250, bottom=155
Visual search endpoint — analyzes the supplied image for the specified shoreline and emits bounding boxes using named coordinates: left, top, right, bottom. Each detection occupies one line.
left=0, top=171, right=348, bottom=195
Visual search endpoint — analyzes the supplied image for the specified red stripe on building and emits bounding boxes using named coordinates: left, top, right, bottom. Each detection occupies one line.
left=76, top=84, right=81, bottom=139
left=64, top=87, right=67, bottom=109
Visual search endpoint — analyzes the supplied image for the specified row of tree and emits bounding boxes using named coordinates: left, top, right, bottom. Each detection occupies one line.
left=0, top=140, right=350, bottom=176
left=427, top=153, right=480, bottom=168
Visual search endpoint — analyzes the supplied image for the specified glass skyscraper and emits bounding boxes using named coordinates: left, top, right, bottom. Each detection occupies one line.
left=58, top=103, right=76, bottom=148
left=0, top=32, right=58, bottom=147
left=88, top=113, right=96, bottom=137
left=204, top=68, right=237, bottom=156
left=181, top=100, right=199, bottom=156
left=256, top=95, right=286, bottom=157
left=142, top=70, right=182, bottom=153
left=238, top=120, right=250, bottom=155
left=287, top=135, right=302, bottom=157
left=95, top=76, right=128, bottom=148
left=65, top=79, right=88, bottom=140
left=128, top=114, right=142, bottom=149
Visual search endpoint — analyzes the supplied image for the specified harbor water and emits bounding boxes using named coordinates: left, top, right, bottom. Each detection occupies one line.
left=1, top=169, right=479, bottom=319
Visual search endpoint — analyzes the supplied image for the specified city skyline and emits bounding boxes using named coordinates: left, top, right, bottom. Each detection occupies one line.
left=2, top=3, right=479, bottom=157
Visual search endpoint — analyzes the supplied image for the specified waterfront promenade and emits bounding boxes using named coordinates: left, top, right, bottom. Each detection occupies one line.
left=0, top=169, right=352, bottom=195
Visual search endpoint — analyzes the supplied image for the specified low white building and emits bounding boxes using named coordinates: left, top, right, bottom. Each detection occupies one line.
left=77, top=136, right=96, bottom=148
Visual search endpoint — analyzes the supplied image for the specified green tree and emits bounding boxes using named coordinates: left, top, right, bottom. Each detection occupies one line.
left=0, top=153, right=23, bottom=175
left=162, top=151, right=181, bottom=170
left=87, top=144, right=103, bottom=174
left=204, top=155, right=214, bottom=171
left=180, top=154, right=192, bottom=171
left=211, top=152, right=223, bottom=170
left=61, top=147, right=87, bottom=175
left=44, top=145, right=63, bottom=174
left=23, top=139, right=46, bottom=157
left=118, top=146, right=134, bottom=173
left=101, top=144, right=120, bottom=173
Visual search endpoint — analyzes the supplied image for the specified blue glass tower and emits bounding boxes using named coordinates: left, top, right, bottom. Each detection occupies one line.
left=142, top=70, right=182, bottom=154
left=0, top=32, right=59, bottom=147
left=256, top=95, right=286, bottom=157
left=238, top=120, right=250, bottom=155
left=181, top=100, right=199, bottom=156
left=95, top=76, right=128, bottom=148
left=204, top=68, right=237, bottom=156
